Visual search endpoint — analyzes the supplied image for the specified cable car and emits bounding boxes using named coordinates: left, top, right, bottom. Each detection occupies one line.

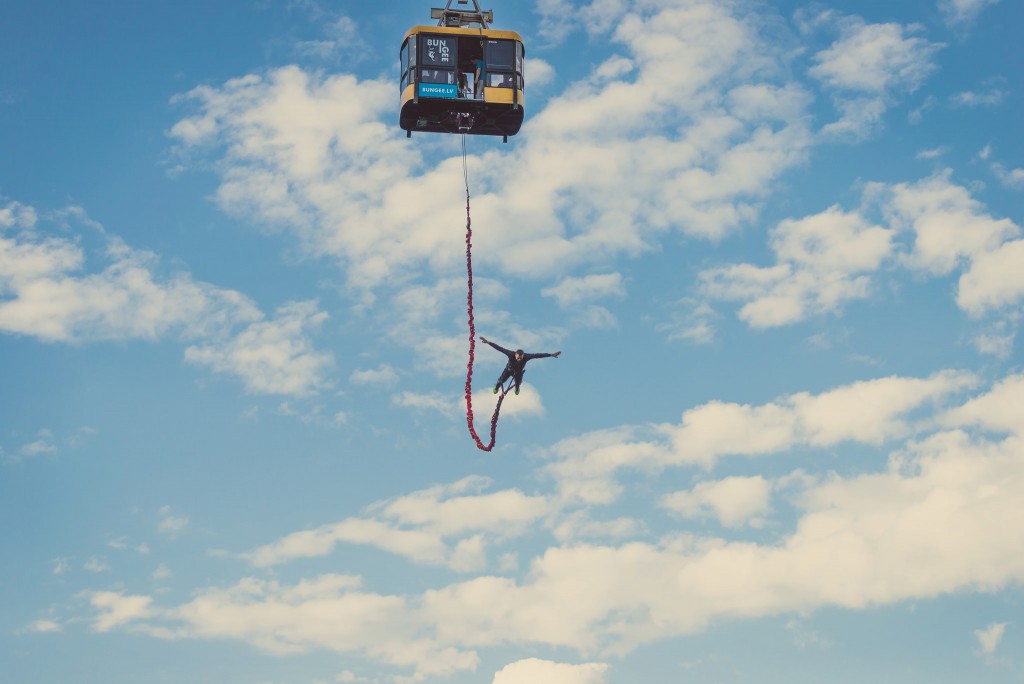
left=399, top=0, right=525, bottom=142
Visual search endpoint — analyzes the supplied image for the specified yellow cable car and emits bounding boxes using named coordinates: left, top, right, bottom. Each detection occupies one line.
left=400, top=0, right=525, bottom=142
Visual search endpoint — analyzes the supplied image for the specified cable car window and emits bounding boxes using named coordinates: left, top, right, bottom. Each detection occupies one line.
left=421, top=69, right=456, bottom=85
left=421, top=35, right=457, bottom=68
left=400, top=42, right=410, bottom=90
left=409, top=35, right=417, bottom=68
left=516, top=42, right=524, bottom=77
left=485, top=39, right=515, bottom=70
left=487, top=73, right=513, bottom=88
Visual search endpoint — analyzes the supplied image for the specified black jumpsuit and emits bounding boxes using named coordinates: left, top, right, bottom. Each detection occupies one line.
left=482, top=339, right=557, bottom=392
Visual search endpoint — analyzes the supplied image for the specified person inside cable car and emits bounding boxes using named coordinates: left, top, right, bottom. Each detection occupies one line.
left=474, top=44, right=486, bottom=99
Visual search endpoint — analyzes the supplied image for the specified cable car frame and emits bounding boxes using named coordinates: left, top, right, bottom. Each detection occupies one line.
left=399, top=0, right=525, bottom=142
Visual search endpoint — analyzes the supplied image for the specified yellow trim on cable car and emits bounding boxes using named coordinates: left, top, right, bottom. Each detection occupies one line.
left=481, top=87, right=521, bottom=106
left=403, top=25, right=523, bottom=43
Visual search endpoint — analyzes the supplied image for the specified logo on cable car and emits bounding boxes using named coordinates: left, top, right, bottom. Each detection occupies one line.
left=425, top=38, right=453, bottom=65
left=418, top=83, right=458, bottom=99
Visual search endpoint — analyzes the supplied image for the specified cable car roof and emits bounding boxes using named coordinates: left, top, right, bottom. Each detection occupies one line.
left=432, top=0, right=493, bottom=29
left=402, top=24, right=523, bottom=43
left=404, top=1, right=522, bottom=45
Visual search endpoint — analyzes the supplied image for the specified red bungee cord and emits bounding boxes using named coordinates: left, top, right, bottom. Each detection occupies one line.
left=462, top=136, right=506, bottom=451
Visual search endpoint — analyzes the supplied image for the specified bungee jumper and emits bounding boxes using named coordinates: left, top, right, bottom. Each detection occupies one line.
left=479, top=337, right=560, bottom=395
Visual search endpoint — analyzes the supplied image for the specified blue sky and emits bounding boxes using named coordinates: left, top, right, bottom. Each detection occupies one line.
left=2, top=0, right=1022, bottom=682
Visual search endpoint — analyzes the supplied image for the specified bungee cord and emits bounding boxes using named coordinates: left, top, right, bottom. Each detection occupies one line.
left=462, top=135, right=507, bottom=451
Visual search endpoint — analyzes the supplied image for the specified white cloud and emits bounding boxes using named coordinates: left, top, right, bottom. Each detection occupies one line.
left=89, top=591, right=153, bottom=632
left=392, top=390, right=457, bottom=417
left=981, top=146, right=1024, bottom=190
left=292, top=12, right=368, bottom=63
left=542, top=273, right=625, bottom=308
left=380, top=277, right=526, bottom=380
left=701, top=206, right=893, bottom=327
left=433, top=425, right=1024, bottom=649
left=470, top=362, right=549, bottom=416
left=244, top=476, right=553, bottom=570
left=185, top=300, right=334, bottom=396
left=546, top=370, right=977, bottom=493
left=26, top=619, right=62, bottom=633
left=0, top=202, right=333, bottom=396
left=465, top=424, right=1023, bottom=653
left=809, top=20, right=940, bottom=93
left=958, top=239, right=1024, bottom=314
left=884, top=172, right=1018, bottom=273
left=249, top=518, right=449, bottom=567
left=78, top=371, right=1024, bottom=676
left=807, top=16, right=942, bottom=138
left=169, top=0, right=814, bottom=292
left=660, top=298, right=719, bottom=343
left=350, top=364, right=399, bottom=387
left=939, top=0, right=1000, bottom=27
left=819, top=96, right=887, bottom=139
left=881, top=171, right=1023, bottom=316
left=84, top=425, right=1024, bottom=671
left=908, top=94, right=938, bottom=124
left=786, top=618, right=831, bottom=649
left=13, top=429, right=58, bottom=461
left=662, top=475, right=772, bottom=527
left=450, top=535, right=488, bottom=573
left=165, top=575, right=478, bottom=679
left=492, top=658, right=610, bottom=684
left=0, top=200, right=38, bottom=229
left=535, top=0, right=628, bottom=43
left=158, top=506, right=190, bottom=537
left=940, top=373, right=1024, bottom=436
left=170, top=66, right=413, bottom=290
left=0, top=210, right=258, bottom=343
left=551, top=511, right=644, bottom=543
left=974, top=622, right=1007, bottom=657
left=525, top=57, right=556, bottom=89
left=703, top=172, right=1024, bottom=329
left=392, top=385, right=546, bottom=423
left=108, top=536, right=150, bottom=555
left=544, top=272, right=622, bottom=327
left=951, top=88, right=1006, bottom=107
left=571, top=305, right=619, bottom=329
left=378, top=476, right=550, bottom=536
left=916, top=146, right=946, bottom=160
left=84, top=556, right=110, bottom=573
left=593, top=55, right=634, bottom=82
left=972, top=327, right=1015, bottom=358
left=534, top=0, right=578, bottom=43
left=993, top=165, right=1024, bottom=190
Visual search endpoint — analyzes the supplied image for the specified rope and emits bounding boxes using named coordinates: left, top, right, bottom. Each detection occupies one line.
left=463, top=135, right=505, bottom=451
